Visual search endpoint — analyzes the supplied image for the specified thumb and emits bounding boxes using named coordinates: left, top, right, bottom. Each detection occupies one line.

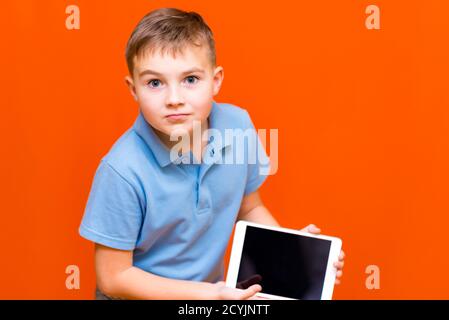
left=238, top=284, right=262, bottom=300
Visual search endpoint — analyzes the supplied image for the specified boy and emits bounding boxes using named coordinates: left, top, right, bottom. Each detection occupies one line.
left=79, top=7, right=344, bottom=300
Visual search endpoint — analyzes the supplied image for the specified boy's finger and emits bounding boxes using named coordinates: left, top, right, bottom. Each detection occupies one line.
left=306, top=224, right=321, bottom=234
left=339, top=250, right=345, bottom=261
left=240, top=284, right=262, bottom=300
left=334, top=261, right=344, bottom=269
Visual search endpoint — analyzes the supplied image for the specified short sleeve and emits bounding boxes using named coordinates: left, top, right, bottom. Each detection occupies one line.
left=79, top=160, right=144, bottom=250
left=243, top=111, right=271, bottom=195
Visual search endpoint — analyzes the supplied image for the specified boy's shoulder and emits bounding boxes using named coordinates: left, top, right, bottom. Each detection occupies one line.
left=99, top=127, right=152, bottom=180
left=210, top=101, right=253, bottom=129
left=99, top=102, right=253, bottom=178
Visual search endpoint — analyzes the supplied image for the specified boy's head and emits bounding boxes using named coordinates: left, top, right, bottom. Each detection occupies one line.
left=124, top=8, right=224, bottom=145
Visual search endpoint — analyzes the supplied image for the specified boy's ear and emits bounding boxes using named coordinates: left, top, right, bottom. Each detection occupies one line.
left=125, top=75, right=138, bottom=101
left=212, top=66, right=224, bottom=96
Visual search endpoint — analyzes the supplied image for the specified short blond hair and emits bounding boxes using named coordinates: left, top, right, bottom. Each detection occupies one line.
left=125, top=8, right=216, bottom=77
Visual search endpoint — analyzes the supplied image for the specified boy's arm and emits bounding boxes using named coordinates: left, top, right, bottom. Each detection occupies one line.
left=237, top=191, right=318, bottom=231
left=237, top=191, right=321, bottom=232
left=237, top=191, right=280, bottom=227
left=95, top=244, right=261, bottom=300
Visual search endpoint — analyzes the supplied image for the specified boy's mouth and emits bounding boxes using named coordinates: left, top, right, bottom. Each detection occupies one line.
left=165, top=113, right=191, bottom=122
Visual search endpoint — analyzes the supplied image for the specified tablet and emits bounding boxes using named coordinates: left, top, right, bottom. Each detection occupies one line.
left=226, top=221, right=342, bottom=300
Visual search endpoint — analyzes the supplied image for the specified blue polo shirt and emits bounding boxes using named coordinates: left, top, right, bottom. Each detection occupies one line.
left=79, top=101, right=270, bottom=283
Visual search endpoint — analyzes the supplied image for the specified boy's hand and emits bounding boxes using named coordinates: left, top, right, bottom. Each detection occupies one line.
left=213, top=281, right=262, bottom=300
left=300, top=224, right=346, bottom=285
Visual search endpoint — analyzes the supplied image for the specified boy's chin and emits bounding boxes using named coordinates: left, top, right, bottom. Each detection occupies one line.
left=166, top=125, right=193, bottom=139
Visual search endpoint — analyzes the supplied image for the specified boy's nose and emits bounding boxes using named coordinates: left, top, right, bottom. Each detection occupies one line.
left=166, top=85, right=185, bottom=107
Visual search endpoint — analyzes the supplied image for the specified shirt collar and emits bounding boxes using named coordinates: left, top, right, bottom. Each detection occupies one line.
left=132, top=101, right=232, bottom=168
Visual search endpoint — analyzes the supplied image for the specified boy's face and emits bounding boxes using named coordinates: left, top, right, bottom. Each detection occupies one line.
left=125, top=44, right=224, bottom=144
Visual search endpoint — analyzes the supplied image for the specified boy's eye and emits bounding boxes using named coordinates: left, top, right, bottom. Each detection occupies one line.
left=184, top=76, right=199, bottom=85
left=148, top=79, right=162, bottom=88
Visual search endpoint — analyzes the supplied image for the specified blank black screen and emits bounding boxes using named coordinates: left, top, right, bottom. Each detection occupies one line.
left=236, top=226, right=331, bottom=300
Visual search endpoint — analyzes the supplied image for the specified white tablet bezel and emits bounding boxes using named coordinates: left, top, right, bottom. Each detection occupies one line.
left=225, top=221, right=342, bottom=300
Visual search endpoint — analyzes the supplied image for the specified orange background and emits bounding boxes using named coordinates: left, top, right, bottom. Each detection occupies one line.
left=1, top=0, right=448, bottom=299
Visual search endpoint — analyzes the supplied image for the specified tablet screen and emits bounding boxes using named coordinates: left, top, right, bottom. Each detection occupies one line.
left=236, top=226, right=332, bottom=300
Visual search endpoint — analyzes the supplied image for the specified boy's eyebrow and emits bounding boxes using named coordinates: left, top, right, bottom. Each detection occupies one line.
left=138, top=67, right=206, bottom=78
